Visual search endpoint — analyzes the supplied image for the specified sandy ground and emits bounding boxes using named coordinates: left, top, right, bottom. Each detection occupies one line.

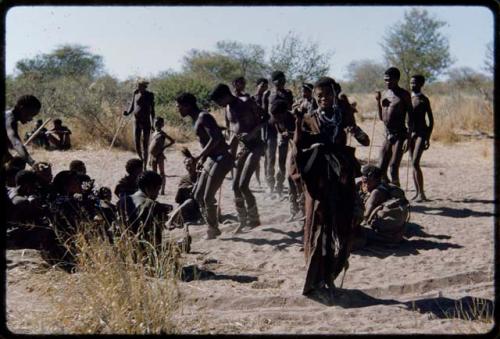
left=5, top=119, right=495, bottom=334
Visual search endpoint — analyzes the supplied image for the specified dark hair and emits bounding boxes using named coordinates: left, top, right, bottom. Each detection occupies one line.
left=270, top=99, right=289, bottom=115
left=302, top=83, right=313, bottom=91
left=15, top=170, right=38, bottom=187
left=155, top=117, right=164, bottom=125
left=54, top=119, right=62, bottom=126
left=125, top=159, right=143, bottom=175
left=6, top=156, right=27, bottom=171
left=175, top=92, right=197, bottom=107
left=271, top=71, right=285, bottom=81
left=411, top=74, right=426, bottom=85
left=232, top=76, right=245, bottom=85
left=69, top=160, right=86, bottom=172
left=137, top=170, right=162, bottom=191
left=361, top=165, right=382, bottom=180
left=314, top=77, right=341, bottom=96
left=52, top=170, right=80, bottom=194
left=98, top=186, right=112, bottom=199
left=209, top=83, right=232, bottom=102
left=256, top=78, right=268, bottom=86
left=385, top=67, right=401, bottom=80
left=15, top=95, right=41, bottom=111
left=36, top=119, right=43, bottom=125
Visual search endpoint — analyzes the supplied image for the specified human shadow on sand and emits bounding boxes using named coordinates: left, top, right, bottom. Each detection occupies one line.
left=353, top=237, right=462, bottom=259
left=221, top=226, right=302, bottom=250
left=306, top=288, right=494, bottom=321
left=410, top=204, right=495, bottom=218
left=220, top=235, right=301, bottom=251
left=404, top=222, right=451, bottom=240
left=181, top=265, right=258, bottom=283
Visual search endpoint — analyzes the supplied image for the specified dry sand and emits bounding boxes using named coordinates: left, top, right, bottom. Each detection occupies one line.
left=6, top=119, right=495, bottom=334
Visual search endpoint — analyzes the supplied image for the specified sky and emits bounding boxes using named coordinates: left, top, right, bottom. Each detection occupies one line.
left=5, top=5, right=494, bottom=81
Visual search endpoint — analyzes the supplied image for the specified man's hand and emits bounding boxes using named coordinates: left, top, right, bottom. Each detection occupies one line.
left=424, top=138, right=430, bottom=150
left=375, top=91, right=381, bottom=102
left=402, top=138, right=409, bottom=153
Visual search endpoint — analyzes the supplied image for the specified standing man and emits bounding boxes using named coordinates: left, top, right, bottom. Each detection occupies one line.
left=268, top=71, right=294, bottom=195
left=124, top=79, right=155, bottom=170
left=252, top=78, right=271, bottom=182
left=4, top=95, right=42, bottom=168
left=408, top=74, right=434, bottom=201
left=210, top=84, right=264, bottom=233
left=375, top=67, right=412, bottom=186
left=176, top=92, right=233, bottom=240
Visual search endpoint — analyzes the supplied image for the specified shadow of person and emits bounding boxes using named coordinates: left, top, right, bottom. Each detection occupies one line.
left=411, top=205, right=495, bottom=218
left=181, top=265, right=258, bottom=283
left=405, top=296, right=494, bottom=321
left=221, top=235, right=302, bottom=249
left=353, top=237, right=463, bottom=259
left=305, top=287, right=400, bottom=308
left=404, top=222, right=451, bottom=240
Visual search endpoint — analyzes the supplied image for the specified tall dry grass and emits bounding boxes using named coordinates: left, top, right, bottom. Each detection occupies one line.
left=348, top=92, right=493, bottom=144
left=46, top=223, right=182, bottom=334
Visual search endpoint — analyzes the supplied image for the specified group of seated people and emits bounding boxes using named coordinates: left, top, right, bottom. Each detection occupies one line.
left=24, top=118, right=72, bottom=150
left=5, top=154, right=196, bottom=270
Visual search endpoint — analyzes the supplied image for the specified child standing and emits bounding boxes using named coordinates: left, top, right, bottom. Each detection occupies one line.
left=148, top=117, right=175, bottom=195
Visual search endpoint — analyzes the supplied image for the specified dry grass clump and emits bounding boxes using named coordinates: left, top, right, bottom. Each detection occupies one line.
left=48, top=223, right=182, bottom=334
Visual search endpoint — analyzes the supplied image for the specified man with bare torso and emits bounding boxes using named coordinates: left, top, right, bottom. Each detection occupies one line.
left=124, top=79, right=155, bottom=170
left=268, top=71, right=294, bottom=195
left=409, top=75, right=434, bottom=201
left=177, top=92, right=233, bottom=239
left=210, top=84, right=264, bottom=233
left=376, top=67, right=412, bottom=186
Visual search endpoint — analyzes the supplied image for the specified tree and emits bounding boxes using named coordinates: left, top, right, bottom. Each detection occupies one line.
left=215, top=40, right=269, bottom=84
left=15, top=44, right=104, bottom=80
left=182, top=49, right=241, bottom=84
left=483, top=41, right=494, bottom=76
left=344, top=59, right=386, bottom=93
left=381, top=8, right=452, bottom=88
left=269, top=31, right=331, bottom=85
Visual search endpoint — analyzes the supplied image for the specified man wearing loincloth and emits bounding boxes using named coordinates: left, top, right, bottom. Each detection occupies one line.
left=408, top=74, right=434, bottom=201
left=376, top=67, right=412, bottom=186
left=124, top=79, right=155, bottom=170
left=177, top=92, right=233, bottom=240
left=210, top=84, right=264, bottom=233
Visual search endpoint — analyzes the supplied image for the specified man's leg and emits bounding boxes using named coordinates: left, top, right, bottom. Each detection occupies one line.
left=377, top=137, right=392, bottom=183
left=233, top=149, right=247, bottom=232
left=410, top=136, right=427, bottom=201
left=193, top=162, right=210, bottom=228
left=389, top=138, right=405, bottom=187
left=158, top=158, right=166, bottom=195
left=134, top=123, right=143, bottom=161
left=142, top=126, right=151, bottom=170
left=238, top=149, right=262, bottom=228
left=265, top=136, right=277, bottom=192
left=276, top=136, right=289, bottom=195
left=203, top=155, right=233, bottom=239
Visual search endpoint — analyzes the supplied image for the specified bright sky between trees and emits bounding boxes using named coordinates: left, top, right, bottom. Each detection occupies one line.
left=5, top=5, right=494, bottom=81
